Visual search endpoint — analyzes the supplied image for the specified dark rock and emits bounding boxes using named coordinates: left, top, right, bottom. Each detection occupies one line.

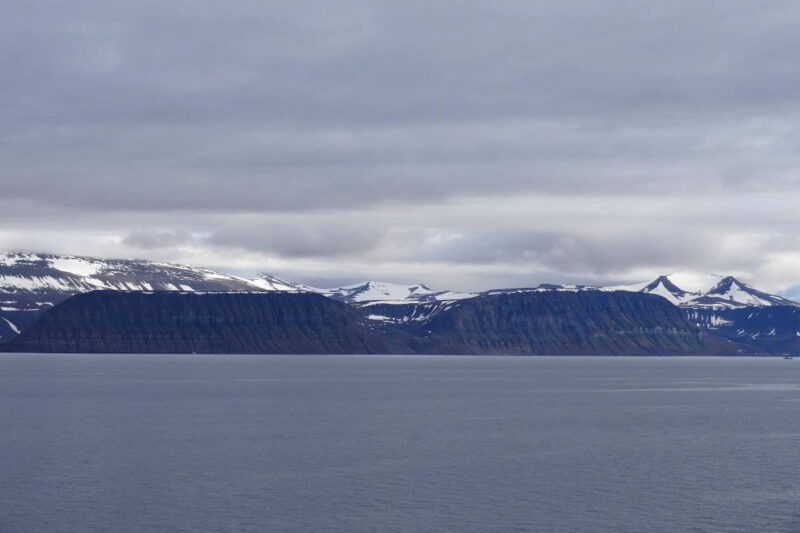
left=408, top=291, right=737, bottom=355
left=1, top=291, right=401, bottom=354
left=686, top=306, right=800, bottom=355
left=2, top=289, right=745, bottom=355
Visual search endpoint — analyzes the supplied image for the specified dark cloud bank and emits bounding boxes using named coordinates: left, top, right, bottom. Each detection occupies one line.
left=2, top=1, right=800, bottom=292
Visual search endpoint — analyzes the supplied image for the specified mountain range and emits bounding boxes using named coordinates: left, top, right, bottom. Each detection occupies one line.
left=611, top=274, right=799, bottom=308
left=1, top=289, right=727, bottom=356
left=1, top=252, right=798, bottom=354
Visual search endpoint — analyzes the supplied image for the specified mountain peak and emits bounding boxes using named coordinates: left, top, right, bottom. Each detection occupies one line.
left=632, top=275, right=700, bottom=306
left=708, top=276, right=744, bottom=292
left=643, top=275, right=691, bottom=296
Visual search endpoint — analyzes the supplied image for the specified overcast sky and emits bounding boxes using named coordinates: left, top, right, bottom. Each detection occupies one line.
left=2, top=1, right=800, bottom=294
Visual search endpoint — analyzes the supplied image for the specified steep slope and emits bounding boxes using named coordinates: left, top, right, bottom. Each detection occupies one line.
left=1, top=291, right=399, bottom=354
left=409, top=291, right=736, bottom=355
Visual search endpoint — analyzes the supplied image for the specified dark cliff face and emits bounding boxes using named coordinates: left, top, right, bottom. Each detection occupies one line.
left=2, top=290, right=741, bottom=355
left=1, top=291, right=400, bottom=354
left=686, top=306, right=800, bottom=355
left=409, top=291, right=735, bottom=355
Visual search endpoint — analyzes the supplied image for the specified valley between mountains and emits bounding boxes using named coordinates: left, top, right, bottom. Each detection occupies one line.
left=1, top=253, right=798, bottom=355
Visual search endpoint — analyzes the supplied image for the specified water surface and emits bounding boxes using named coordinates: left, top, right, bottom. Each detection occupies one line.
left=1, top=354, right=799, bottom=532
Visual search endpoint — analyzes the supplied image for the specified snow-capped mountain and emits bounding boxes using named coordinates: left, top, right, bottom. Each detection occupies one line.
left=691, top=276, right=798, bottom=308
left=613, top=274, right=799, bottom=309
left=319, top=281, right=616, bottom=324
left=0, top=252, right=302, bottom=340
left=317, top=281, right=476, bottom=325
left=321, top=281, right=476, bottom=305
left=320, top=280, right=608, bottom=306
left=639, top=276, right=701, bottom=306
left=2, top=251, right=799, bottom=349
left=606, top=275, right=701, bottom=306
left=0, top=252, right=267, bottom=296
left=536, top=275, right=799, bottom=352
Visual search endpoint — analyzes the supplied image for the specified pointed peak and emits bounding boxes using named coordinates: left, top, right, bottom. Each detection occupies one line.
left=643, top=275, right=688, bottom=295
left=707, top=275, right=747, bottom=295
left=723, top=275, right=746, bottom=286
left=686, top=275, right=799, bottom=308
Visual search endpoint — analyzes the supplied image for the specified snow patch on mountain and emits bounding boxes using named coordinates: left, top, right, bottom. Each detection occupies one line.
left=645, top=283, right=692, bottom=306
left=0, top=252, right=283, bottom=320
left=330, top=281, right=436, bottom=303
left=322, top=281, right=474, bottom=304
left=318, top=281, right=478, bottom=325
left=641, top=276, right=699, bottom=306
left=0, top=275, right=76, bottom=292
left=435, top=290, right=479, bottom=301
left=702, top=276, right=796, bottom=307
left=1, top=317, right=19, bottom=335
left=249, top=273, right=305, bottom=292
left=51, top=257, right=103, bottom=277
left=685, top=310, right=734, bottom=328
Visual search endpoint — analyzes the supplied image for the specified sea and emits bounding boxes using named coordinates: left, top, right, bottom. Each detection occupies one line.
left=1, top=354, right=799, bottom=532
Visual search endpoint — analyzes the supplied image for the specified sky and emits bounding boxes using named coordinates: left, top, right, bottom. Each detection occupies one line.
left=2, top=1, right=800, bottom=294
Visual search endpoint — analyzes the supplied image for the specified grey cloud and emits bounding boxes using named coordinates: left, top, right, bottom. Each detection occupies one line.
left=390, top=227, right=718, bottom=275
left=207, top=220, right=385, bottom=258
left=5, top=117, right=800, bottom=213
left=3, top=1, right=800, bottom=290
left=4, top=3, right=800, bottom=203
left=5, top=1, right=800, bottom=127
left=122, top=230, right=194, bottom=250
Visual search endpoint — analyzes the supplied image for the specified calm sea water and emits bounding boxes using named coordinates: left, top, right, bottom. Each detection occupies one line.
left=1, top=355, right=799, bottom=532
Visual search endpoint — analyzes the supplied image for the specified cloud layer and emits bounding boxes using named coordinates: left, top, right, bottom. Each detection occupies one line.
left=2, top=1, right=800, bottom=292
